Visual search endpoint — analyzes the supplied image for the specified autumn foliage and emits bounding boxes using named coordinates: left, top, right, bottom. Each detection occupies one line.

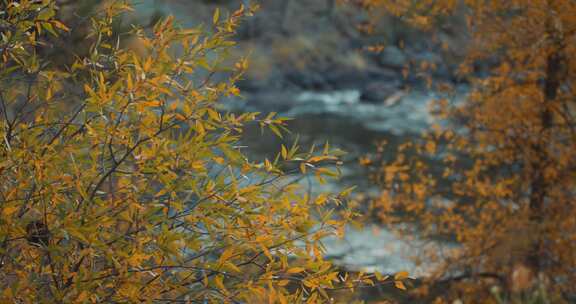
left=0, top=1, right=370, bottom=302
left=362, top=0, right=576, bottom=302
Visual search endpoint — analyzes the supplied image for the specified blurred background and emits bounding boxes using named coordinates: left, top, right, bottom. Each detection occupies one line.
left=128, top=0, right=468, bottom=275
left=128, top=1, right=470, bottom=301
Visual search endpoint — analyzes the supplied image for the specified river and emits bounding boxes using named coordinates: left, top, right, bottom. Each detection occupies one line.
left=227, top=88, right=464, bottom=277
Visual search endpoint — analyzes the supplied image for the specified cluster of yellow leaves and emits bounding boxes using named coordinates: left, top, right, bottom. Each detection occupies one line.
left=362, top=0, right=576, bottom=302
left=0, top=1, right=362, bottom=303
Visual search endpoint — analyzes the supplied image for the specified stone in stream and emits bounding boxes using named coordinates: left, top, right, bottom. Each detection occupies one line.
left=360, top=81, right=404, bottom=105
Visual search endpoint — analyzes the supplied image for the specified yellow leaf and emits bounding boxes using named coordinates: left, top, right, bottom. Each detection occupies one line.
left=395, top=280, right=406, bottom=290
left=213, top=8, right=220, bottom=25
left=214, top=275, right=227, bottom=293
left=207, top=108, right=220, bottom=121
left=281, top=145, right=288, bottom=159
left=196, top=120, right=205, bottom=135
left=46, top=87, right=53, bottom=101
left=2, top=206, right=18, bottom=217
left=192, top=160, right=205, bottom=171
left=394, top=270, right=409, bottom=280
left=51, top=20, right=70, bottom=32
left=224, top=261, right=241, bottom=273
left=287, top=267, right=305, bottom=274
left=219, top=248, right=234, bottom=264
left=278, top=292, right=288, bottom=304
left=126, top=73, right=133, bottom=91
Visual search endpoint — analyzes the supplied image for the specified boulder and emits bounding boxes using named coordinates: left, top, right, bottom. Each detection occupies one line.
left=378, top=46, right=408, bottom=69
left=360, top=81, right=402, bottom=104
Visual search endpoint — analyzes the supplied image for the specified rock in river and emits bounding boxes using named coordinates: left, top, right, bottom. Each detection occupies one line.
left=360, top=81, right=403, bottom=104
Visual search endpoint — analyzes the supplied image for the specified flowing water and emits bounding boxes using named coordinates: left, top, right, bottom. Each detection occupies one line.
left=229, top=89, right=463, bottom=276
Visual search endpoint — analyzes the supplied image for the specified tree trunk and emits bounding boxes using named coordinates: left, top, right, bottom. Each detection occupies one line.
left=527, top=19, right=565, bottom=279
